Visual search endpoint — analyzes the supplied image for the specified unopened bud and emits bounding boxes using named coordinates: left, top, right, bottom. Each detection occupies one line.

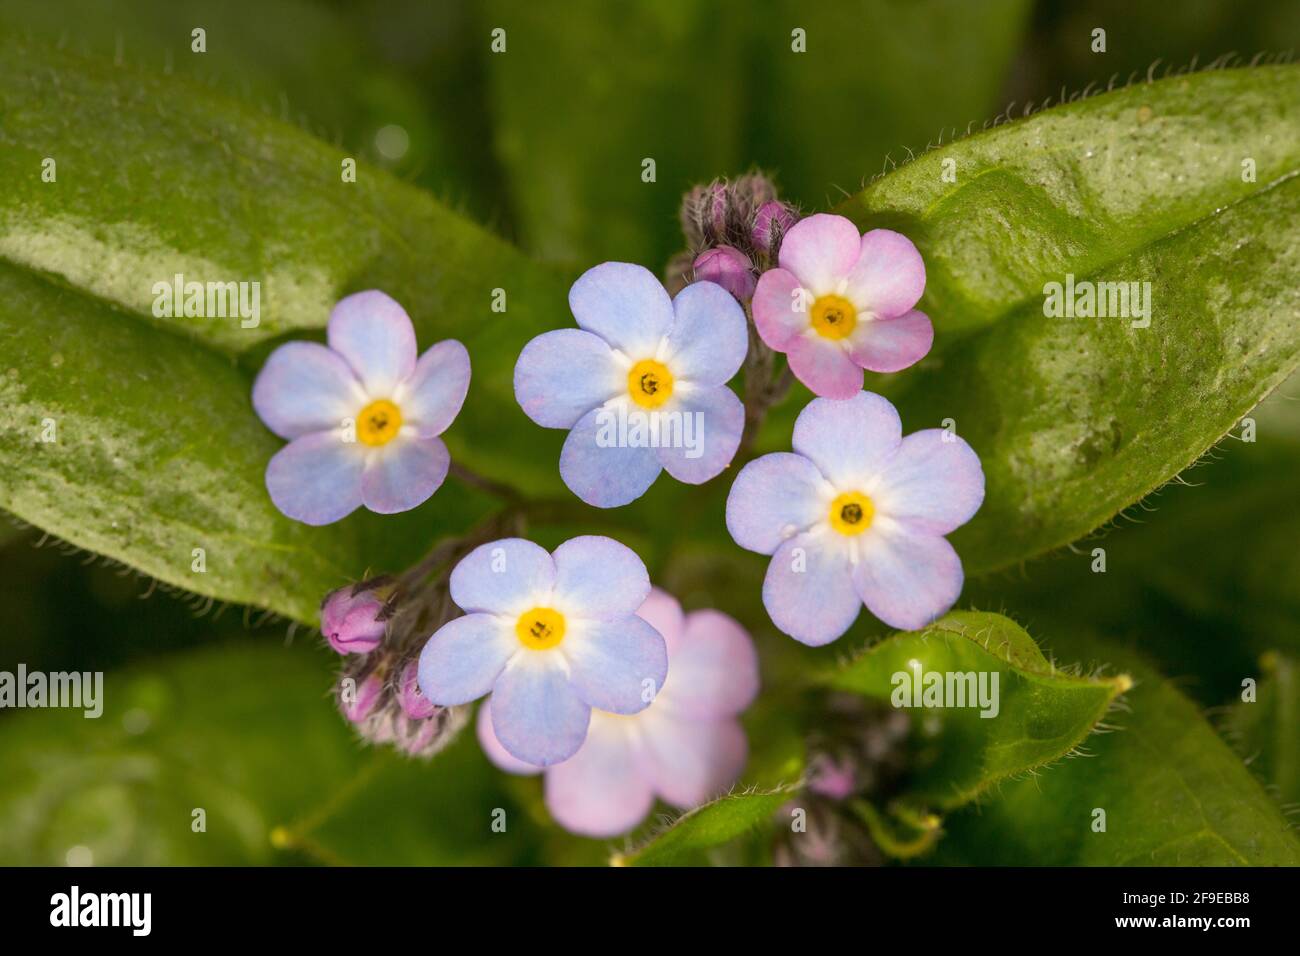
left=693, top=245, right=756, bottom=301
left=398, top=659, right=436, bottom=719
left=321, top=585, right=387, bottom=655
left=752, top=200, right=797, bottom=258
left=339, top=672, right=384, bottom=724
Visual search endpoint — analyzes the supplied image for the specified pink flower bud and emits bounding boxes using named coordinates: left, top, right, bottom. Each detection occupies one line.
left=693, top=245, right=756, bottom=301
left=321, top=586, right=386, bottom=655
left=752, top=201, right=796, bottom=254
left=398, top=659, right=436, bottom=719
left=339, top=672, right=384, bottom=724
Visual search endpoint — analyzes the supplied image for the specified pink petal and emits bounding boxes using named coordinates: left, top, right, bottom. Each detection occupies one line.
left=641, top=712, right=748, bottom=809
left=544, top=715, right=655, bottom=837
left=777, top=213, right=862, bottom=295
left=787, top=335, right=863, bottom=400
left=660, top=609, right=759, bottom=720
left=752, top=267, right=806, bottom=351
left=636, top=588, right=685, bottom=647
left=845, top=310, right=933, bottom=373
left=845, top=229, right=926, bottom=318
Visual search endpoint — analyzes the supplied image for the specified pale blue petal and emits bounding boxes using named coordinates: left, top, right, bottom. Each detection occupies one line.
left=564, top=614, right=667, bottom=714
left=559, top=406, right=662, bottom=508
left=360, top=435, right=449, bottom=514
left=568, top=262, right=673, bottom=357
left=852, top=530, right=963, bottom=631
left=399, top=339, right=470, bottom=437
left=252, top=341, right=362, bottom=440
left=418, top=613, right=517, bottom=705
left=762, top=531, right=860, bottom=646
left=265, top=431, right=365, bottom=526
left=655, top=385, right=743, bottom=484
left=327, top=290, right=417, bottom=396
left=449, top=538, right=556, bottom=615
left=476, top=699, right=543, bottom=775
left=664, top=281, right=749, bottom=386
left=514, top=329, right=622, bottom=428
left=873, top=430, right=985, bottom=535
left=490, top=655, right=591, bottom=766
left=725, top=452, right=826, bottom=554
left=792, top=391, right=902, bottom=488
left=551, top=535, right=650, bottom=620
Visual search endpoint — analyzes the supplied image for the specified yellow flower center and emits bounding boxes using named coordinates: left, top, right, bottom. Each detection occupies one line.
left=829, top=491, right=874, bottom=535
left=810, top=294, right=858, bottom=340
left=627, top=358, right=674, bottom=409
left=356, top=399, right=403, bottom=446
left=515, top=607, right=566, bottom=650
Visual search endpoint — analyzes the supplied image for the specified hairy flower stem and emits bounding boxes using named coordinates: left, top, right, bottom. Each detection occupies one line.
left=736, top=317, right=794, bottom=461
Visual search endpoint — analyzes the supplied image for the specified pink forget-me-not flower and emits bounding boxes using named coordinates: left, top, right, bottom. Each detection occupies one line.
left=726, top=391, right=984, bottom=645
left=252, top=291, right=470, bottom=525
left=478, top=587, right=759, bottom=837
left=514, top=263, right=748, bottom=508
left=417, top=535, right=668, bottom=766
left=753, top=214, right=933, bottom=399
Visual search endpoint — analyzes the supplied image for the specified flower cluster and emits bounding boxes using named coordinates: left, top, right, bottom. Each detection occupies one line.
left=251, top=171, right=982, bottom=843
left=669, top=173, right=800, bottom=300
left=322, top=580, right=467, bottom=759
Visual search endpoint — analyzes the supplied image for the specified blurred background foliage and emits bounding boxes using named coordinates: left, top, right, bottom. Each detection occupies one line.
left=1, top=0, right=1297, bottom=866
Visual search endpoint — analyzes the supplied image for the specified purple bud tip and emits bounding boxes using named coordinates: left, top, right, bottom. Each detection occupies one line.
left=398, top=660, right=436, bottom=719
left=807, top=754, right=857, bottom=801
left=693, top=245, right=756, bottom=301
left=752, top=200, right=796, bottom=251
left=321, top=586, right=386, bottom=655
left=339, top=673, right=384, bottom=724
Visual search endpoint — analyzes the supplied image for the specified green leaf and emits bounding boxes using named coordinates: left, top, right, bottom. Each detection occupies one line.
left=614, top=785, right=797, bottom=867
left=1225, top=652, right=1300, bottom=809
left=0, top=642, right=544, bottom=865
left=824, top=611, right=1128, bottom=810
left=828, top=65, right=1300, bottom=574
left=0, top=35, right=581, bottom=622
left=968, top=444, right=1300, bottom=705
left=936, top=631, right=1300, bottom=865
